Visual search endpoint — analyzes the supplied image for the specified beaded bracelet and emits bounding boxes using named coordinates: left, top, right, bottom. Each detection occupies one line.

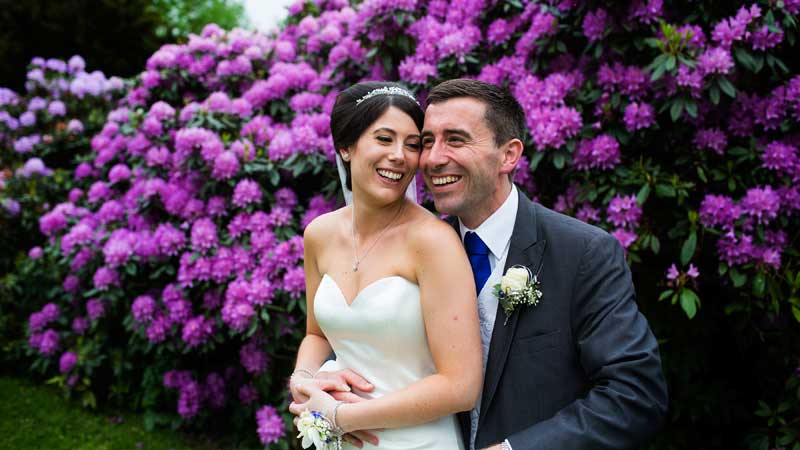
left=291, top=368, right=315, bottom=379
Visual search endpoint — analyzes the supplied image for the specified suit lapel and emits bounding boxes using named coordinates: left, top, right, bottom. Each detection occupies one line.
left=479, top=190, right=544, bottom=420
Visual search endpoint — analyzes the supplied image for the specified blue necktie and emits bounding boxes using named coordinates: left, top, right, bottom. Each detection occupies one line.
left=464, top=231, right=491, bottom=294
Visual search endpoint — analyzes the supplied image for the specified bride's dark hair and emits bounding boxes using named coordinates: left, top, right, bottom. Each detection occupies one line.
left=330, top=81, right=424, bottom=190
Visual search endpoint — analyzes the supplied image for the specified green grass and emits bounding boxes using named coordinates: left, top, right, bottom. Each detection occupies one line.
left=0, top=376, right=229, bottom=450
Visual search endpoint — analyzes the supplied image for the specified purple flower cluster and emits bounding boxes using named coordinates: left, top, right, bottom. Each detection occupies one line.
left=181, top=315, right=214, bottom=348
left=582, top=9, right=609, bottom=42
left=700, top=185, right=788, bottom=268
left=256, top=405, right=286, bottom=445
left=666, top=263, right=699, bottom=282
left=694, top=128, right=728, bottom=155
left=607, top=195, right=642, bottom=229
left=761, top=141, right=798, bottom=177
left=573, top=135, right=621, bottom=171
left=606, top=194, right=642, bottom=251
left=59, top=351, right=78, bottom=373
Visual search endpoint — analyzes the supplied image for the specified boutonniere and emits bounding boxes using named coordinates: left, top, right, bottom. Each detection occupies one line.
left=493, top=265, right=543, bottom=325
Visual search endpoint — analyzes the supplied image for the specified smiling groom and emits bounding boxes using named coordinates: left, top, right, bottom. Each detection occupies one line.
left=419, top=79, right=668, bottom=450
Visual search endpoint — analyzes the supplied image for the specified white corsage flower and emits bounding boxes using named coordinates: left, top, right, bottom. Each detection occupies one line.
left=493, top=265, right=543, bottom=325
left=296, top=410, right=341, bottom=450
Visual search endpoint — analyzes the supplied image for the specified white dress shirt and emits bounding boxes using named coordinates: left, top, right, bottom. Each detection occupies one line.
left=459, top=185, right=518, bottom=450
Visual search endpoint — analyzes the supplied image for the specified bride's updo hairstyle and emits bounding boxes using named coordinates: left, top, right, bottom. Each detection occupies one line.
left=330, top=81, right=424, bottom=190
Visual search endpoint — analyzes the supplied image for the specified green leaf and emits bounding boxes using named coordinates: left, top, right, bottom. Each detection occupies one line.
left=718, top=77, right=737, bottom=98
left=655, top=184, right=676, bottom=198
left=734, top=47, right=757, bottom=72
left=636, top=184, right=651, bottom=204
left=670, top=99, right=684, bottom=121
left=125, top=264, right=137, bottom=276
left=680, top=289, right=699, bottom=319
left=658, top=289, right=674, bottom=301
left=529, top=151, right=545, bottom=173
left=696, top=166, right=707, bottom=183
left=680, top=232, right=697, bottom=265
left=753, top=53, right=764, bottom=72
left=650, top=235, right=661, bottom=254
left=752, top=272, right=766, bottom=297
left=646, top=53, right=668, bottom=72
left=718, top=262, right=728, bottom=276
left=553, top=152, right=566, bottom=169
left=685, top=100, right=698, bottom=118
left=730, top=268, right=747, bottom=287
left=665, top=54, right=676, bottom=71
left=709, top=84, right=720, bottom=104
left=727, top=146, right=750, bottom=156
left=792, top=306, right=800, bottom=323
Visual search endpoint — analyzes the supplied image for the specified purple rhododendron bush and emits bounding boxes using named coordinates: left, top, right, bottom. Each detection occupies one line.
left=0, top=57, right=126, bottom=262
left=2, top=0, right=800, bottom=448
left=0, top=56, right=127, bottom=365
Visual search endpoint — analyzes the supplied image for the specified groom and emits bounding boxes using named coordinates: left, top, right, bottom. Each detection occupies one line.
left=418, top=79, right=668, bottom=450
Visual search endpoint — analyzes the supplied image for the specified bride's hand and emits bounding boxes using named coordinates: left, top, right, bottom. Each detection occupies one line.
left=289, top=383, right=341, bottom=423
left=291, top=384, right=381, bottom=448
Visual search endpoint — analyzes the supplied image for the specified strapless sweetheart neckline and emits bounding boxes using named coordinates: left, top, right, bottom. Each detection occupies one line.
left=321, top=273, right=416, bottom=307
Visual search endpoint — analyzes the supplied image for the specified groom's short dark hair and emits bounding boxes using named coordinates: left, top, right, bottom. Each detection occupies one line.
left=427, top=79, right=526, bottom=148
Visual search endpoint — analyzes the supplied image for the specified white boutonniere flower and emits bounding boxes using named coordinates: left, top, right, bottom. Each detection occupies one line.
left=493, top=265, right=543, bottom=325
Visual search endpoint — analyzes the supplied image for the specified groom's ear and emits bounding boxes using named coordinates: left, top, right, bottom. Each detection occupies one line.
left=499, top=138, right=524, bottom=176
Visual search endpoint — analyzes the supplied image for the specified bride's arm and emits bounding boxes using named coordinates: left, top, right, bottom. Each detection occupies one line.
left=333, top=219, right=482, bottom=432
left=294, top=217, right=335, bottom=375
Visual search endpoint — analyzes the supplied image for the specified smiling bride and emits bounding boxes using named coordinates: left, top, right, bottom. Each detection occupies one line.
left=288, top=81, right=482, bottom=450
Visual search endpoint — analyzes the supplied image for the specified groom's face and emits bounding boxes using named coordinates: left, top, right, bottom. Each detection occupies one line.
left=420, top=97, right=504, bottom=227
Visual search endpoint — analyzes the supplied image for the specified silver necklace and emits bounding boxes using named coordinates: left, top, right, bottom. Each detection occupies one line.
left=351, top=202, right=405, bottom=272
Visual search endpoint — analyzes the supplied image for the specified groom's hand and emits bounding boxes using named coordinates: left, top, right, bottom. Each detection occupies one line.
left=315, top=368, right=375, bottom=394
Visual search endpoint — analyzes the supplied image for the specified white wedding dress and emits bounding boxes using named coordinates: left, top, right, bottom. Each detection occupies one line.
left=314, top=273, right=465, bottom=450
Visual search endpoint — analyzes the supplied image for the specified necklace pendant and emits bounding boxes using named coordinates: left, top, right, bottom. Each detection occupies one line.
left=352, top=262, right=359, bottom=272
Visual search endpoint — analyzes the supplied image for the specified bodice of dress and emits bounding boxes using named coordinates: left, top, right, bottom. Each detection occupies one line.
left=314, top=274, right=464, bottom=450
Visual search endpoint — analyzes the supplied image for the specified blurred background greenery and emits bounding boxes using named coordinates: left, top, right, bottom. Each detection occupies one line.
left=0, top=0, right=248, bottom=92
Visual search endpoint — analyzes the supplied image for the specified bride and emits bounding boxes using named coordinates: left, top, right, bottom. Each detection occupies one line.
left=289, top=81, right=482, bottom=449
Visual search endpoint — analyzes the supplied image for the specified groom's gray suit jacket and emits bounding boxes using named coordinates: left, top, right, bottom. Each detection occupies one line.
left=450, top=188, right=668, bottom=450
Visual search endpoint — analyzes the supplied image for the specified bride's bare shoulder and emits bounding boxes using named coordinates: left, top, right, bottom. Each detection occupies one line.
left=406, top=206, right=461, bottom=250
left=304, top=206, right=347, bottom=246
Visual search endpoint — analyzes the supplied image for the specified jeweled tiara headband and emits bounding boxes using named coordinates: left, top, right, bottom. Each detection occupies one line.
left=355, top=86, right=420, bottom=106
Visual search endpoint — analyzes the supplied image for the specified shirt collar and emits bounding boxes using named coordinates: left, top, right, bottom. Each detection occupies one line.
left=459, top=185, right=518, bottom=260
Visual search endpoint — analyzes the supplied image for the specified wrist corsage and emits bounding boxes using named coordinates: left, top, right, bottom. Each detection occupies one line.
left=493, top=265, right=543, bottom=325
left=296, top=409, right=343, bottom=450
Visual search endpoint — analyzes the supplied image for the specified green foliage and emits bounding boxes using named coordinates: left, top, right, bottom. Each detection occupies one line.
left=148, top=0, right=248, bottom=40
left=0, top=0, right=164, bottom=91
left=0, top=376, right=232, bottom=449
